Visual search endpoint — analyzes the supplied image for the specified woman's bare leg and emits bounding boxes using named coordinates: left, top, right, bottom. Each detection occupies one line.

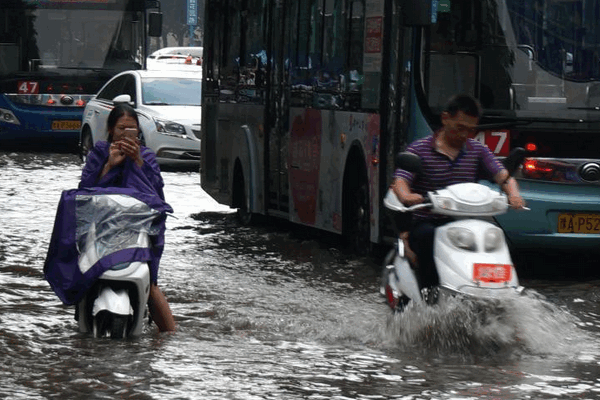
left=148, top=284, right=176, bottom=332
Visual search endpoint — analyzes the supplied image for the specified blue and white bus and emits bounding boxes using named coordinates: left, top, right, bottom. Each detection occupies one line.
left=0, top=0, right=162, bottom=150
left=201, top=0, right=600, bottom=268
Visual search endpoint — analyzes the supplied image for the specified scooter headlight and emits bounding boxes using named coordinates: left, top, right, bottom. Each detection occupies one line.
left=446, top=227, right=476, bottom=251
left=484, top=227, right=504, bottom=252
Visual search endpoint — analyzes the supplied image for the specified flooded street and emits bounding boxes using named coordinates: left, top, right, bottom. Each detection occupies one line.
left=1, top=150, right=599, bottom=399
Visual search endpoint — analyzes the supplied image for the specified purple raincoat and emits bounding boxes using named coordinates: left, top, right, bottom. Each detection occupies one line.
left=44, top=142, right=173, bottom=305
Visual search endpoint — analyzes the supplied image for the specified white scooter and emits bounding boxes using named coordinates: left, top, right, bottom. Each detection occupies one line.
left=75, top=194, right=159, bottom=338
left=381, top=148, right=527, bottom=311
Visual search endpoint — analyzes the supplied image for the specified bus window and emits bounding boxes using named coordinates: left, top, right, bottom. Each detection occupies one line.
left=316, top=0, right=344, bottom=109
left=347, top=0, right=364, bottom=75
left=426, top=53, right=478, bottom=113
left=239, top=0, right=268, bottom=99
left=220, top=0, right=242, bottom=99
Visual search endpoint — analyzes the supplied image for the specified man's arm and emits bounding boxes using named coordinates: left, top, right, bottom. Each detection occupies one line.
left=391, top=177, right=424, bottom=206
left=494, top=169, right=525, bottom=209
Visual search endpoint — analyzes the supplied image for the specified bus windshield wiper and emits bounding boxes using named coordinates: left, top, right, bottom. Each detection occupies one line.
left=477, top=119, right=533, bottom=130
left=567, top=106, right=600, bottom=111
left=480, top=114, right=592, bottom=125
left=57, top=66, right=112, bottom=72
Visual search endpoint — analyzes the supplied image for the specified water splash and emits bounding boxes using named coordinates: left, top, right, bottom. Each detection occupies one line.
left=381, top=289, right=590, bottom=359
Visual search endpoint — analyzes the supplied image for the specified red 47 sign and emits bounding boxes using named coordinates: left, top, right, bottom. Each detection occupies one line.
left=18, top=81, right=39, bottom=94
left=474, top=130, right=510, bottom=157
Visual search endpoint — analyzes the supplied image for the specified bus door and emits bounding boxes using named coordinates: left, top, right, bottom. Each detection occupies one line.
left=265, top=0, right=291, bottom=216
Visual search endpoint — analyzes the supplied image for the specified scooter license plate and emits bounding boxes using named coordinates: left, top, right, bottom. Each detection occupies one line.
left=473, top=263, right=512, bottom=283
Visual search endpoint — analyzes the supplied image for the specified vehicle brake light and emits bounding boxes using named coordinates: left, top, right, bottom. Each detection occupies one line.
left=524, top=159, right=552, bottom=173
left=522, top=158, right=576, bottom=182
left=525, top=142, right=537, bottom=152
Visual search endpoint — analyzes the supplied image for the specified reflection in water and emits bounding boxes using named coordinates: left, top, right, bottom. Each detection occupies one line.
left=0, top=151, right=599, bottom=399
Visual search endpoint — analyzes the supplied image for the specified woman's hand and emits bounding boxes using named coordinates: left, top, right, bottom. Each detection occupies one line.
left=117, top=137, right=144, bottom=167
left=107, top=141, right=127, bottom=168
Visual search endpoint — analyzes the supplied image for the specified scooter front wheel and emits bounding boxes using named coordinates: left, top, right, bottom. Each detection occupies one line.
left=93, top=311, right=129, bottom=339
left=110, top=315, right=128, bottom=339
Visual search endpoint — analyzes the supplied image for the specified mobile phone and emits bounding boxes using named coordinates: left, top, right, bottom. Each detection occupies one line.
left=123, top=128, right=139, bottom=140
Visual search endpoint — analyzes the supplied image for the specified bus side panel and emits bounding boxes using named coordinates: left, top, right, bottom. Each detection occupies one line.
left=214, top=103, right=265, bottom=214
left=200, top=100, right=224, bottom=204
left=287, top=108, right=381, bottom=242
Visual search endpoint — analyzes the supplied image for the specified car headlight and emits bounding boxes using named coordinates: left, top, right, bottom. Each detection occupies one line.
left=446, top=227, right=476, bottom=251
left=154, top=118, right=186, bottom=136
left=0, top=108, right=20, bottom=125
left=484, top=227, right=504, bottom=252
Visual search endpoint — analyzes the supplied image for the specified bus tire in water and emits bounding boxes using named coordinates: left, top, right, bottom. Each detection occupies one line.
left=232, top=160, right=254, bottom=225
left=342, top=151, right=371, bottom=255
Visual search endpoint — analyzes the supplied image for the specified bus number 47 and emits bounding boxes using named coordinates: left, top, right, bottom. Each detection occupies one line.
left=474, top=130, right=510, bottom=157
left=18, top=81, right=39, bottom=95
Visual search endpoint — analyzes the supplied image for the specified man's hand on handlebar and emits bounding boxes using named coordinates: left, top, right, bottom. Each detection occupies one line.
left=508, top=193, right=527, bottom=210
left=403, top=193, right=425, bottom=206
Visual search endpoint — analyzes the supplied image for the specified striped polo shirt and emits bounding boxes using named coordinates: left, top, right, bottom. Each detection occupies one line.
left=394, top=132, right=504, bottom=221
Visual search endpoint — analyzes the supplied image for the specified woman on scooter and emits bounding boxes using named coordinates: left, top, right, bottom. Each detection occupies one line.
left=79, top=103, right=176, bottom=332
left=391, top=94, right=525, bottom=291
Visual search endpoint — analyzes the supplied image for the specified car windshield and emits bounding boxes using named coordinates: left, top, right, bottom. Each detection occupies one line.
left=141, top=77, right=202, bottom=106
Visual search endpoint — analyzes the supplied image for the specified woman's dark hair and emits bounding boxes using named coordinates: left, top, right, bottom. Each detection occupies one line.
left=443, top=94, right=482, bottom=119
left=107, top=103, right=140, bottom=142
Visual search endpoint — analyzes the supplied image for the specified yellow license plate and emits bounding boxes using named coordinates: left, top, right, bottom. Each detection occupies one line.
left=52, top=120, right=81, bottom=131
left=557, top=213, right=600, bottom=234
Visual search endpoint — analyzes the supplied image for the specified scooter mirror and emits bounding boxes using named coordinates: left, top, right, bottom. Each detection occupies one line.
left=395, top=151, right=423, bottom=174
left=502, top=147, right=527, bottom=176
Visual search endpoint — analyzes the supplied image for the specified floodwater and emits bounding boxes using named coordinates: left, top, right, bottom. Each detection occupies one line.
left=1, top=150, right=599, bottom=399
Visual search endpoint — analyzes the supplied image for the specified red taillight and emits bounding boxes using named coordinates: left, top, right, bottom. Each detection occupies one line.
left=522, top=158, right=575, bottom=182
left=76, top=99, right=85, bottom=106
left=525, top=142, right=537, bottom=152
left=524, top=159, right=552, bottom=173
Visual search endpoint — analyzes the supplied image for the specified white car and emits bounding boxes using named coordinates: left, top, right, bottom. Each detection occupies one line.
left=146, top=46, right=203, bottom=71
left=79, top=69, right=201, bottom=168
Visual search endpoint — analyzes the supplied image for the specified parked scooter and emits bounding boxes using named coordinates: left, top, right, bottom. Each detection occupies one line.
left=381, top=148, right=528, bottom=311
left=75, top=193, right=160, bottom=338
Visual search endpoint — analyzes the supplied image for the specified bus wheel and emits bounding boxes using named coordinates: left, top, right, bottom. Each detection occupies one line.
left=233, top=162, right=254, bottom=225
left=80, top=128, right=93, bottom=162
left=343, top=174, right=371, bottom=255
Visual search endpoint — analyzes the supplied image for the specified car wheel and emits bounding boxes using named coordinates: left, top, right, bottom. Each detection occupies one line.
left=80, top=128, right=93, bottom=163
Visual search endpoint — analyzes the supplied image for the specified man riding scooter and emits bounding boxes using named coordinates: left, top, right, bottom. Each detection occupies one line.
left=391, top=94, right=526, bottom=291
